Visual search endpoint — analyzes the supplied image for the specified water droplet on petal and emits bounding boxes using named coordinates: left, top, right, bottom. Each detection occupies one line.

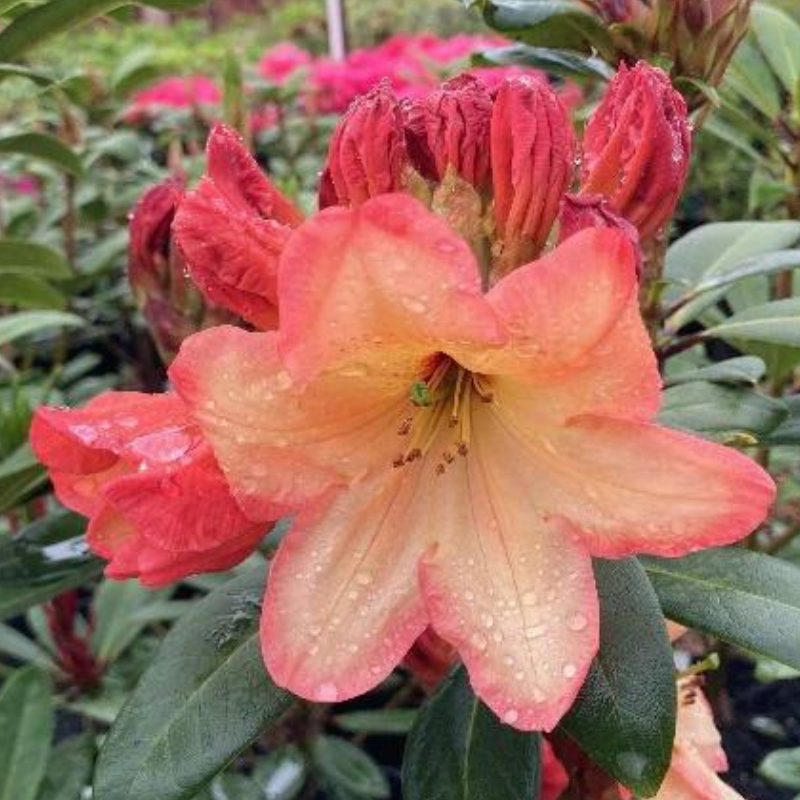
left=563, top=663, right=578, bottom=679
left=522, top=591, right=537, bottom=607
left=317, top=683, right=339, bottom=702
left=568, top=613, right=588, bottom=632
left=503, top=709, right=519, bottom=725
left=355, top=571, right=373, bottom=586
left=525, top=625, right=547, bottom=640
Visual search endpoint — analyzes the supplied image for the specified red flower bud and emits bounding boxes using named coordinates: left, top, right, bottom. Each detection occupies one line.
left=174, top=124, right=302, bottom=330
left=423, top=74, right=493, bottom=190
left=581, top=62, right=691, bottom=240
left=490, top=77, right=576, bottom=270
left=558, top=193, right=642, bottom=276
left=321, top=81, right=410, bottom=208
left=403, top=628, right=458, bottom=690
left=400, top=98, right=438, bottom=183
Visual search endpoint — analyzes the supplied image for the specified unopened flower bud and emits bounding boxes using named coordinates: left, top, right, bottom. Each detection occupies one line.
left=424, top=74, right=493, bottom=190
left=581, top=62, right=691, bottom=240
left=559, top=193, right=642, bottom=276
left=321, top=81, right=411, bottom=208
left=403, top=628, right=458, bottom=690
left=129, top=177, right=231, bottom=363
left=490, top=77, right=576, bottom=273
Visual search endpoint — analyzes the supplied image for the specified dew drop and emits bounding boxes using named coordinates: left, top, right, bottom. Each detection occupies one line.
left=274, top=371, right=293, bottom=391
left=481, top=613, right=494, bottom=629
left=355, top=571, right=373, bottom=586
left=503, top=709, right=519, bottom=725
left=563, top=663, right=578, bottom=679
left=525, top=625, right=547, bottom=640
left=522, top=591, right=538, bottom=607
left=470, top=633, right=488, bottom=651
left=317, top=683, right=339, bottom=702
left=568, top=613, right=588, bottom=632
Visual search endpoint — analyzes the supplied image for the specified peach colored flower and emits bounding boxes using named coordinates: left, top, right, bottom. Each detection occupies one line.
left=170, top=192, right=773, bottom=731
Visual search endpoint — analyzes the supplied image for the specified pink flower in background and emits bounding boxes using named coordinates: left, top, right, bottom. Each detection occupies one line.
left=126, top=76, right=221, bottom=122
left=258, top=42, right=313, bottom=83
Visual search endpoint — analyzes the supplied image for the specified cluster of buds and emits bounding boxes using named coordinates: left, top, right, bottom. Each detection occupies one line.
left=320, top=63, right=689, bottom=284
left=585, top=0, right=752, bottom=105
left=128, top=177, right=233, bottom=364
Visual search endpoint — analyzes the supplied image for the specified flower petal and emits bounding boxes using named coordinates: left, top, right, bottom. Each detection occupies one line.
left=656, top=749, right=744, bottom=800
left=483, top=228, right=659, bottom=419
left=417, top=403, right=599, bottom=732
left=170, top=327, right=411, bottom=520
left=30, top=392, right=195, bottom=472
left=102, top=448, right=266, bottom=552
left=277, top=193, right=502, bottom=382
left=262, top=471, right=429, bottom=703
left=547, top=415, right=775, bottom=558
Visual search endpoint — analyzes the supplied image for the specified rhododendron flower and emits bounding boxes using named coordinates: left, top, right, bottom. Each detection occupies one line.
left=126, top=76, right=221, bottom=122
left=174, top=124, right=304, bottom=329
left=30, top=392, right=268, bottom=587
left=170, top=192, right=773, bottom=730
left=542, top=740, right=570, bottom=800
left=649, top=678, right=745, bottom=800
left=258, top=42, right=312, bottom=84
left=581, top=62, right=691, bottom=240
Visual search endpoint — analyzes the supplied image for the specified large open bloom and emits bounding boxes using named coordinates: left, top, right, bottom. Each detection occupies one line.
left=170, top=192, right=773, bottom=731
left=30, top=392, right=268, bottom=586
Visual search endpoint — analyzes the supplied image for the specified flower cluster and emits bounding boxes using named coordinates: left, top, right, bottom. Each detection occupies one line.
left=32, top=62, right=773, bottom=736
left=126, top=75, right=222, bottom=123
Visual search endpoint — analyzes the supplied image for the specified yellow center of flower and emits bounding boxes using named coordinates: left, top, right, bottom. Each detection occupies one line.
left=393, top=358, right=493, bottom=475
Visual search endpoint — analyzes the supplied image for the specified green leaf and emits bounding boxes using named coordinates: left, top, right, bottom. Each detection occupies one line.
left=664, top=356, right=767, bottom=387
left=334, top=709, right=417, bottom=736
left=36, top=734, right=94, bottom=800
left=475, top=43, right=612, bottom=78
left=0, top=311, right=84, bottom=348
left=252, top=746, right=307, bottom=800
left=0, top=623, right=54, bottom=669
left=0, top=134, right=82, bottom=176
left=759, top=747, right=800, bottom=790
left=705, top=299, right=800, bottom=348
left=751, top=3, right=800, bottom=94
left=0, top=0, right=128, bottom=62
left=0, top=563, right=102, bottom=622
left=0, top=444, right=47, bottom=516
left=0, top=62, right=57, bottom=87
left=93, top=567, right=292, bottom=800
left=664, top=221, right=800, bottom=328
left=109, top=47, right=164, bottom=98
left=311, top=736, right=389, bottom=800
left=0, top=667, right=54, bottom=800
left=91, top=580, right=171, bottom=662
left=765, top=396, right=800, bottom=445
left=691, top=250, right=800, bottom=295
left=143, top=0, right=209, bottom=8
left=658, top=382, right=787, bottom=440
left=561, top=559, right=675, bottom=798
left=0, top=275, right=66, bottom=310
left=402, top=667, right=540, bottom=800
left=480, top=0, right=612, bottom=55
left=642, top=549, right=800, bottom=671
left=207, top=775, right=263, bottom=800
left=0, top=240, right=71, bottom=279
left=725, top=36, right=782, bottom=119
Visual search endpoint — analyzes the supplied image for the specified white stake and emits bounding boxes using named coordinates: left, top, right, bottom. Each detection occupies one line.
left=325, top=0, right=348, bottom=61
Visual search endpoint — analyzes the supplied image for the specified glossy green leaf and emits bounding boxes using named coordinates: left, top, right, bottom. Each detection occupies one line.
left=664, top=356, right=766, bottom=388
left=658, top=382, right=787, bottom=441
left=643, top=549, right=800, bottom=670
left=0, top=134, right=82, bottom=176
left=0, top=0, right=127, bottom=62
left=207, top=775, right=263, bottom=800
left=252, top=746, right=308, bottom=800
left=0, top=667, right=54, bottom=800
left=311, top=736, right=389, bottom=800
left=93, top=566, right=292, bottom=800
left=0, top=310, right=84, bottom=347
left=561, top=559, right=675, bottom=798
left=475, top=43, right=612, bottom=78
left=0, top=510, right=95, bottom=586
left=0, top=623, right=54, bottom=669
left=479, top=0, right=612, bottom=55
left=691, top=250, right=800, bottom=296
left=109, top=47, right=164, bottom=98
left=759, top=747, right=800, bottom=790
left=705, top=299, right=800, bottom=348
left=0, top=62, right=56, bottom=86
left=334, top=709, right=417, bottom=736
left=0, top=275, right=65, bottom=310
left=751, top=4, right=800, bottom=94
left=402, top=667, right=540, bottom=800
left=0, top=240, right=71, bottom=279
left=0, top=444, right=46, bottom=516
left=36, top=734, right=94, bottom=800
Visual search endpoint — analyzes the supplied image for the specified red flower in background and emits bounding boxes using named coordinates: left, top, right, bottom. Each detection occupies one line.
left=258, top=42, right=313, bottom=83
left=126, top=76, right=221, bottom=122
